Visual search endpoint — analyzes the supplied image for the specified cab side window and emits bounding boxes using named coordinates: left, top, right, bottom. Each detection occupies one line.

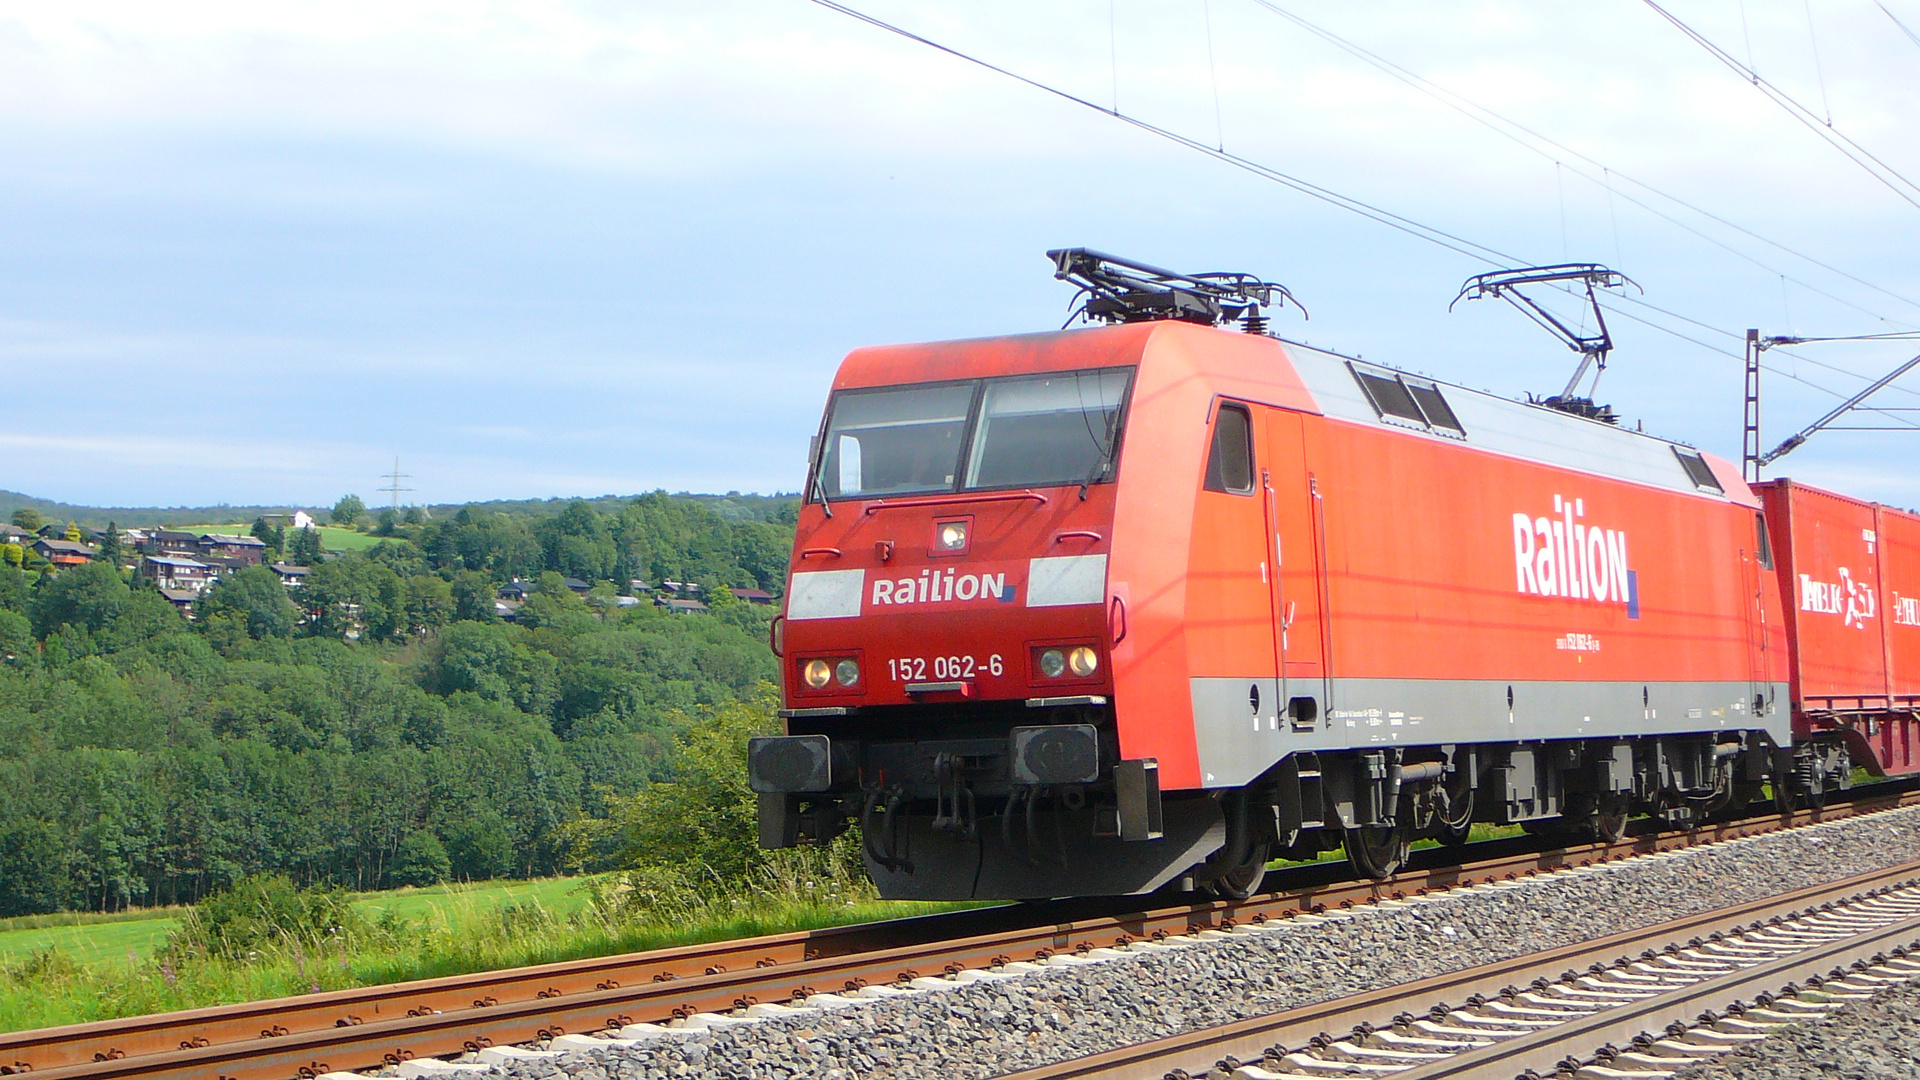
left=1203, top=403, right=1254, bottom=494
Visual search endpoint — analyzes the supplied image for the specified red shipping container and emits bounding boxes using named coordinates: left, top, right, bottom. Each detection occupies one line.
left=1878, top=503, right=1920, bottom=705
left=1760, top=480, right=1920, bottom=775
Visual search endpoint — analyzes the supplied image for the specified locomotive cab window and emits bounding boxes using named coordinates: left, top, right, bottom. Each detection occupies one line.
left=1672, top=447, right=1724, bottom=493
left=965, top=368, right=1132, bottom=490
left=1756, top=512, right=1775, bottom=570
left=1349, top=361, right=1465, bottom=438
left=815, top=382, right=975, bottom=498
left=1203, top=403, right=1254, bottom=494
left=811, top=367, right=1135, bottom=501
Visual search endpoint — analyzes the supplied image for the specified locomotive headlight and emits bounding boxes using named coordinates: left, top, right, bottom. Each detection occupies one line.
left=803, top=659, right=832, bottom=689
left=1068, top=646, right=1099, bottom=677
left=1038, top=648, right=1067, bottom=678
left=936, top=520, right=969, bottom=551
left=834, top=658, right=861, bottom=687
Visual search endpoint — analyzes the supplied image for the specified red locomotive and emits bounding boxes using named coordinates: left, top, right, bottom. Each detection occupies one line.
left=751, top=251, right=1920, bottom=900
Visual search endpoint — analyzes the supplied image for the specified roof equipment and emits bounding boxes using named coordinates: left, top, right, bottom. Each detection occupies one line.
left=1452, top=263, right=1639, bottom=424
left=1048, top=248, right=1303, bottom=332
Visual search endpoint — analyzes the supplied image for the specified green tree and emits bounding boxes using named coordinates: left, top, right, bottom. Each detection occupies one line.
left=10, top=507, right=43, bottom=532
left=64, top=521, right=81, bottom=542
left=0, top=565, right=26, bottom=610
left=249, top=518, right=286, bottom=560
left=1, top=543, right=21, bottom=569
left=198, top=566, right=299, bottom=639
left=331, top=494, right=366, bottom=528
left=300, top=554, right=399, bottom=640
left=389, top=830, right=451, bottom=886
left=403, top=575, right=454, bottom=635
left=444, top=810, right=514, bottom=880
left=0, top=610, right=31, bottom=661
left=0, top=821, right=71, bottom=916
left=31, top=560, right=128, bottom=638
left=97, top=522, right=124, bottom=566
left=449, top=570, right=499, bottom=623
left=603, top=690, right=818, bottom=897
left=287, top=525, right=323, bottom=565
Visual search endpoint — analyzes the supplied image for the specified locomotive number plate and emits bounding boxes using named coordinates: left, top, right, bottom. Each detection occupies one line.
left=888, top=654, right=1004, bottom=681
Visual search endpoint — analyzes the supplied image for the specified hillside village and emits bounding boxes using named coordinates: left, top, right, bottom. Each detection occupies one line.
left=1, top=509, right=774, bottom=626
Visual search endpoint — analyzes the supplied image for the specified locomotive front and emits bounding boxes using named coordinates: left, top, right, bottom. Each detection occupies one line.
left=750, top=329, right=1173, bottom=899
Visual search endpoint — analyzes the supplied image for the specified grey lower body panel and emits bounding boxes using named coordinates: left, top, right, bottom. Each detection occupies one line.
left=1190, top=676, right=1793, bottom=790
left=861, top=796, right=1224, bottom=901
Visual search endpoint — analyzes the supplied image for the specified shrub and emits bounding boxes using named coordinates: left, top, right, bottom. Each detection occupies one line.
left=170, top=874, right=363, bottom=959
left=599, top=689, right=868, bottom=912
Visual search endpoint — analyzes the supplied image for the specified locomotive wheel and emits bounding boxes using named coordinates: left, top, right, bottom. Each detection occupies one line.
left=1344, top=824, right=1408, bottom=880
left=1593, top=795, right=1629, bottom=843
left=1206, top=840, right=1273, bottom=901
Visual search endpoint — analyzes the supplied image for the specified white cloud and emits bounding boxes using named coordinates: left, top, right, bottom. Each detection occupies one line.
left=0, top=1, right=1915, bottom=505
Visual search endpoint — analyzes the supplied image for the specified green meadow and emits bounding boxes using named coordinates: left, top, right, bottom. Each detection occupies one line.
left=0, top=875, right=974, bottom=1033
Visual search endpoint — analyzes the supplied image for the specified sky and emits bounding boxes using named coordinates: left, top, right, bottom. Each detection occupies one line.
left=1, top=0, right=1917, bottom=509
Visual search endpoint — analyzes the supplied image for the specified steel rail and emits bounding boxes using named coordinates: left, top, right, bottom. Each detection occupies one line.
left=997, top=857, right=1920, bottom=1080
left=7, top=784, right=1917, bottom=1079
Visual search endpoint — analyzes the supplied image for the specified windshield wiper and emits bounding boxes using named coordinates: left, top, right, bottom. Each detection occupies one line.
left=1077, top=414, right=1119, bottom=500
left=809, top=462, right=834, bottom=518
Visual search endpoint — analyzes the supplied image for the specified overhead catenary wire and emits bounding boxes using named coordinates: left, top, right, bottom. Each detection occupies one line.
left=1595, top=299, right=1920, bottom=428
left=802, top=0, right=1518, bottom=267
left=1640, top=0, right=1920, bottom=210
left=1244, top=0, right=1920, bottom=322
left=800, top=0, right=1920, bottom=424
left=1800, top=0, right=1834, bottom=125
left=1881, top=1, right=1920, bottom=49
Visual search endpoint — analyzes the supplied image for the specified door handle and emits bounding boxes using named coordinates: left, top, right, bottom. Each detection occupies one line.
left=1109, top=595, right=1128, bottom=645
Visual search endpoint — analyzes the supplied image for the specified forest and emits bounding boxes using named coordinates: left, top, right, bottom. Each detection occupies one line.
left=0, top=493, right=796, bottom=917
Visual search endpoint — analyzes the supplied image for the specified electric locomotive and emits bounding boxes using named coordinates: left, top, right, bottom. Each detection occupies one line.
left=750, top=250, right=1920, bottom=900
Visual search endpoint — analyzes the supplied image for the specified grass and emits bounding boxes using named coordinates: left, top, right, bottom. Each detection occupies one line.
left=0, top=877, right=982, bottom=1034
left=0, top=910, right=182, bottom=969
left=172, top=523, right=382, bottom=553
left=0, top=879, right=598, bottom=970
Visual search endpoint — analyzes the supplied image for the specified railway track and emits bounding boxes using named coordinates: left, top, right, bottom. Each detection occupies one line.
left=1004, top=856, right=1920, bottom=1080
left=6, top=781, right=1917, bottom=1080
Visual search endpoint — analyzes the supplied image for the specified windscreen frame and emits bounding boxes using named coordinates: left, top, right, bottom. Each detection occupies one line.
left=806, top=365, right=1138, bottom=502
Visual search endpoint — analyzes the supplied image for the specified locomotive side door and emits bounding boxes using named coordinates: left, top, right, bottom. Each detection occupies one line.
left=1746, top=510, right=1774, bottom=718
left=1186, top=399, right=1284, bottom=785
left=1263, top=409, right=1328, bottom=727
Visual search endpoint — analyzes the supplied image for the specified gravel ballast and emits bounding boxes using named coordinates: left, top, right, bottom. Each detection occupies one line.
left=1674, top=981, right=1920, bottom=1079
left=428, top=806, right=1920, bottom=1080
